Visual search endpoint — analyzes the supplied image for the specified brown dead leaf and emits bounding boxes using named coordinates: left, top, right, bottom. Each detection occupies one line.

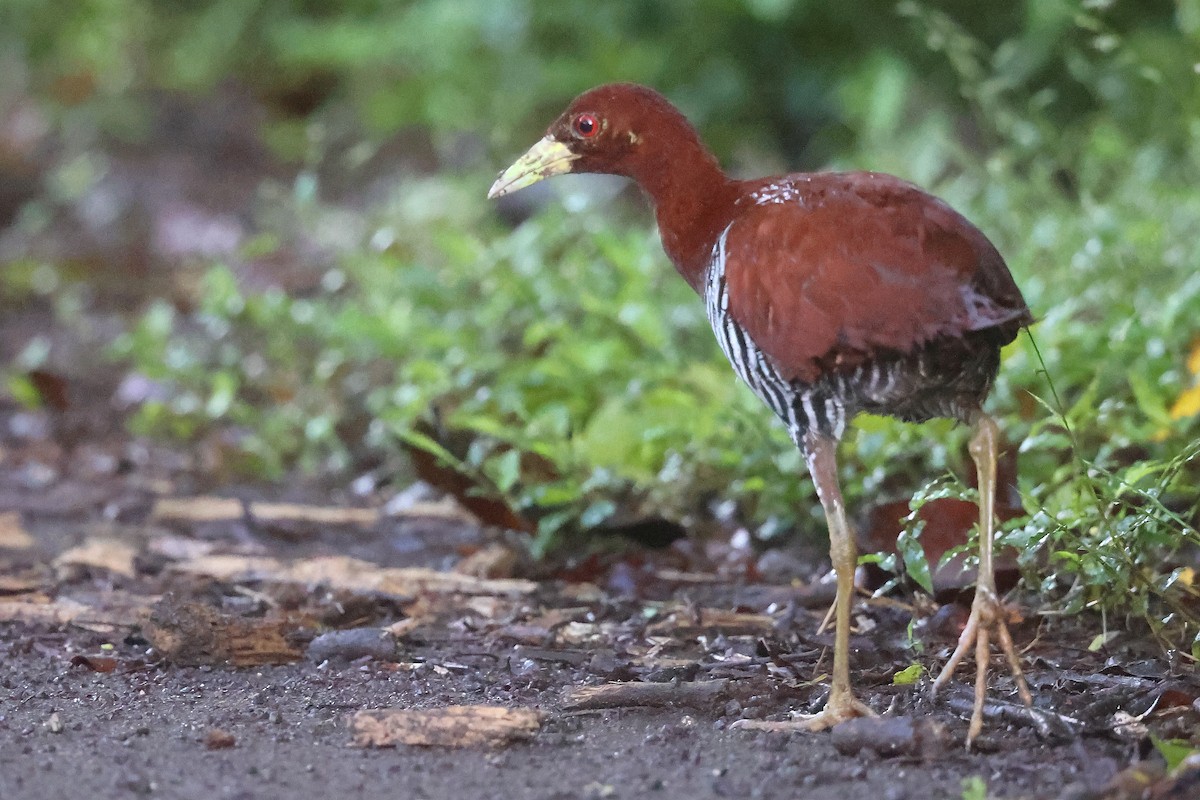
left=26, top=369, right=70, bottom=411
left=350, top=706, right=541, bottom=748
left=0, top=512, right=35, bottom=550
left=54, top=538, right=138, bottom=578
left=169, top=554, right=537, bottom=598
left=69, top=654, right=120, bottom=673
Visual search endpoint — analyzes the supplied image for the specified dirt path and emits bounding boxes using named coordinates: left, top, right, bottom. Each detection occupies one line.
left=2, top=477, right=1196, bottom=800
left=0, top=624, right=1125, bottom=800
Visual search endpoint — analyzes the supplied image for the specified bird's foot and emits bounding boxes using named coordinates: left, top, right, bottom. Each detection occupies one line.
left=931, top=586, right=1032, bottom=747
left=731, top=691, right=874, bottom=733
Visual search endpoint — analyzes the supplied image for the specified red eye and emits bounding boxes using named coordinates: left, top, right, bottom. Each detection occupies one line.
left=573, top=114, right=599, bottom=138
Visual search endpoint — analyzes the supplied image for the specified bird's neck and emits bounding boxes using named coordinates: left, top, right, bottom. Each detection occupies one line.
left=628, top=135, right=738, bottom=294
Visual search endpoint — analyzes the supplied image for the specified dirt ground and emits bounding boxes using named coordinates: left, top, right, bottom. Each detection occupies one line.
left=2, top=428, right=1198, bottom=800
left=2, top=90, right=1198, bottom=800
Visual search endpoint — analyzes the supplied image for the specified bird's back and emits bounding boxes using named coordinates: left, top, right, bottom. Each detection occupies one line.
left=703, top=170, right=1031, bottom=439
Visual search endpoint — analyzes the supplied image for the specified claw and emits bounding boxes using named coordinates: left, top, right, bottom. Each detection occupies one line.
left=731, top=691, right=874, bottom=733
left=931, top=587, right=1032, bottom=747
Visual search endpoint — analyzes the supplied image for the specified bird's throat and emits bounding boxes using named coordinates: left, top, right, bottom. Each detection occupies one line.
left=638, top=152, right=737, bottom=295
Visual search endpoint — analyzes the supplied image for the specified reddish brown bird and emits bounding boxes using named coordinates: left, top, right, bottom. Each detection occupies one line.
left=488, top=83, right=1033, bottom=744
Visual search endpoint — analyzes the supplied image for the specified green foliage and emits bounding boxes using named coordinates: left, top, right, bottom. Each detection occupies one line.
left=960, top=775, right=989, bottom=800
left=892, top=663, right=923, bottom=685
left=111, top=181, right=819, bottom=547
left=1151, top=736, right=1200, bottom=773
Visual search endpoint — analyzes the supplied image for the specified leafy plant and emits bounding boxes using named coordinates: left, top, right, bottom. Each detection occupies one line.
left=8, top=2, right=1200, bottom=647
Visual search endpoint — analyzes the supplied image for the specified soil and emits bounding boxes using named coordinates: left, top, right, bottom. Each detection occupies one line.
left=2, top=88, right=1198, bottom=800
left=2, top=451, right=1196, bottom=800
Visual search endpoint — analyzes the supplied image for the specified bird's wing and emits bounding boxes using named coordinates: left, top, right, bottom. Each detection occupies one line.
left=720, top=173, right=1030, bottom=384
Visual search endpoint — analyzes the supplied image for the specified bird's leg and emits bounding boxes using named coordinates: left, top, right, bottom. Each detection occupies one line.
left=729, top=433, right=874, bottom=734
left=734, top=434, right=874, bottom=734
left=793, top=432, right=875, bottom=729
left=931, top=412, right=1033, bottom=746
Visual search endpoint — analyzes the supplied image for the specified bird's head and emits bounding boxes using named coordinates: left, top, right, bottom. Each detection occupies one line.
left=487, top=83, right=701, bottom=200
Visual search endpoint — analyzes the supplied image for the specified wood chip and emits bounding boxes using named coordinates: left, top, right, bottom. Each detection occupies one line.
left=350, top=706, right=541, bottom=748
left=0, top=512, right=35, bottom=550
left=170, top=554, right=537, bottom=597
left=142, top=598, right=305, bottom=666
left=152, top=496, right=380, bottom=526
left=647, top=608, right=774, bottom=638
left=0, top=596, right=92, bottom=625
left=0, top=592, right=156, bottom=628
left=382, top=499, right=479, bottom=524
left=146, top=534, right=219, bottom=561
left=151, top=496, right=243, bottom=523
left=250, top=502, right=378, bottom=526
left=453, top=543, right=518, bottom=579
left=0, top=568, right=50, bottom=594
left=561, top=680, right=730, bottom=711
left=54, top=538, right=138, bottom=578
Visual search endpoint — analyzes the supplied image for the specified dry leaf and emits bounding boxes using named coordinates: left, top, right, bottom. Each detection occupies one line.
left=350, top=706, right=541, bottom=748
left=69, top=654, right=120, bottom=673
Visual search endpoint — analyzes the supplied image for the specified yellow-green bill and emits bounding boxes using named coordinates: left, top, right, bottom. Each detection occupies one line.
left=487, top=136, right=579, bottom=199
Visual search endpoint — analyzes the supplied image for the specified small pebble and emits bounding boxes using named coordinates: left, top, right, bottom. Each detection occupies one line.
left=306, top=628, right=397, bottom=663
left=205, top=728, right=236, bottom=749
left=830, top=716, right=948, bottom=759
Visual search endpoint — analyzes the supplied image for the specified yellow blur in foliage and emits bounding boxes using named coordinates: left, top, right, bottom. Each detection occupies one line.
left=1167, top=340, right=1200, bottom=422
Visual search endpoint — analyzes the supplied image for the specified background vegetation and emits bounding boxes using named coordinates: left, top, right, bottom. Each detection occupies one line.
left=2, top=1, right=1199, bottom=649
